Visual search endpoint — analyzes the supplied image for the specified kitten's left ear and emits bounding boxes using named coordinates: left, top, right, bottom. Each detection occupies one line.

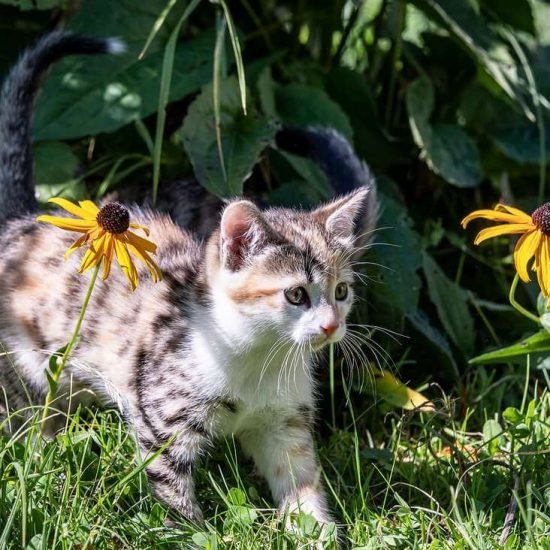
left=220, top=200, right=280, bottom=271
left=312, top=186, right=378, bottom=249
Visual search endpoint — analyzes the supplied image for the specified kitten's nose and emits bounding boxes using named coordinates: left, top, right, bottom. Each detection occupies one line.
left=320, top=322, right=339, bottom=337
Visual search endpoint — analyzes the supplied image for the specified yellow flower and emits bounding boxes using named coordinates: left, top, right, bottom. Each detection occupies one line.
left=37, top=198, right=162, bottom=291
left=461, top=203, right=550, bottom=297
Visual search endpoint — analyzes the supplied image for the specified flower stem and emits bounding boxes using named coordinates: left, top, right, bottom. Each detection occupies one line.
left=508, top=273, right=541, bottom=325
left=41, top=265, right=100, bottom=432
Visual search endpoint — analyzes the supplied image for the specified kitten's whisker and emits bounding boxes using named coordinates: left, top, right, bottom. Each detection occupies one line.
left=344, top=331, right=386, bottom=374
left=348, top=323, right=405, bottom=342
left=258, top=335, right=290, bottom=391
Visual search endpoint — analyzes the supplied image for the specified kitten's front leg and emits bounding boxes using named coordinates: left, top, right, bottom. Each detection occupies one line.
left=137, top=424, right=207, bottom=525
left=239, top=406, right=331, bottom=525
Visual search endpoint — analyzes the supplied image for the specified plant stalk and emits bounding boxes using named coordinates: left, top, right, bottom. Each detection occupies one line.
left=508, top=273, right=541, bottom=325
left=41, top=265, right=100, bottom=432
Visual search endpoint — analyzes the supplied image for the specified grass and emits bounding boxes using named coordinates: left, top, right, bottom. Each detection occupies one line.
left=1, top=356, right=548, bottom=549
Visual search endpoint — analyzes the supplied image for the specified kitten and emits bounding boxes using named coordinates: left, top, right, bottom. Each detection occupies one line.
left=0, top=31, right=378, bottom=526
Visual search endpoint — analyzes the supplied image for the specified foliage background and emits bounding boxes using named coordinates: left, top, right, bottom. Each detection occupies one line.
left=0, top=0, right=549, bottom=548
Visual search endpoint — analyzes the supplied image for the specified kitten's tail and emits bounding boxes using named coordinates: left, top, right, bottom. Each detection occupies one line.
left=0, top=30, right=125, bottom=225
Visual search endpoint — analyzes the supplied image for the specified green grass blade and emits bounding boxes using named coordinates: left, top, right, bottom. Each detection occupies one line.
left=218, top=0, right=247, bottom=114
left=151, top=0, right=203, bottom=206
left=139, top=0, right=181, bottom=60
left=213, top=15, right=228, bottom=187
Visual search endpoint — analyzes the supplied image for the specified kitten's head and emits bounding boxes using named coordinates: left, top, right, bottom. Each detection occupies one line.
left=207, top=187, right=377, bottom=352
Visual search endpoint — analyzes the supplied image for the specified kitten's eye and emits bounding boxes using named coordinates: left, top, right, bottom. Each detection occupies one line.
left=284, top=286, right=309, bottom=306
left=335, top=282, right=349, bottom=301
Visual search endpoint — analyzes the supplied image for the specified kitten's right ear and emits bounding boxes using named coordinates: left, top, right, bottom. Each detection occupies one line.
left=220, top=201, right=275, bottom=271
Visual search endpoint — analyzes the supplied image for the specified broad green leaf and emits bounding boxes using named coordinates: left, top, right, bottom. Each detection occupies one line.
left=414, top=0, right=533, bottom=119
left=407, top=77, right=482, bottom=188
left=275, top=84, right=353, bottom=141
left=406, top=77, right=434, bottom=127
left=325, top=67, right=405, bottom=169
left=422, top=252, right=475, bottom=354
left=179, top=76, right=276, bottom=198
left=407, top=309, right=459, bottom=378
left=275, top=151, right=331, bottom=201
left=257, top=67, right=277, bottom=118
left=374, top=369, right=434, bottom=412
left=459, top=84, right=550, bottom=165
left=34, top=0, right=214, bottom=140
left=480, top=0, right=535, bottom=35
left=470, top=330, right=550, bottom=365
left=368, top=188, right=422, bottom=323
left=34, top=142, right=79, bottom=185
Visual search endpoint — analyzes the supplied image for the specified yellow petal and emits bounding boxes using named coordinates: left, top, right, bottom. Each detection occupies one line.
left=114, top=237, right=138, bottom=291
left=461, top=208, right=533, bottom=228
left=47, top=198, right=91, bottom=219
left=102, top=235, right=115, bottom=280
left=473, top=223, right=533, bottom=245
left=64, top=234, right=90, bottom=260
left=536, top=236, right=550, bottom=297
left=494, top=204, right=532, bottom=223
left=513, top=230, right=542, bottom=282
left=78, top=200, right=100, bottom=217
left=127, top=242, right=163, bottom=283
left=79, top=233, right=107, bottom=273
left=125, top=230, right=157, bottom=253
left=37, top=215, right=96, bottom=233
left=130, top=223, right=150, bottom=236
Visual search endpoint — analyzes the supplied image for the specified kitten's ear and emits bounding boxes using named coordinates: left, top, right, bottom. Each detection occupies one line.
left=312, top=186, right=378, bottom=249
left=220, top=200, right=276, bottom=271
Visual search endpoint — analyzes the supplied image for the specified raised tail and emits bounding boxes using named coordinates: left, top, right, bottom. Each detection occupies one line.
left=0, top=30, right=125, bottom=225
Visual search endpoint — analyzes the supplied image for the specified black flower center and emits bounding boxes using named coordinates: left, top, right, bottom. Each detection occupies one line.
left=532, top=203, right=550, bottom=236
left=96, top=202, right=130, bottom=234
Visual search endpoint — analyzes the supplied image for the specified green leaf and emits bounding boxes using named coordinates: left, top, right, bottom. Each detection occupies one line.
left=414, top=0, right=533, bottom=119
left=407, top=309, right=459, bottom=378
left=480, top=0, right=535, bottom=35
left=368, top=188, right=422, bottom=322
left=422, top=252, right=475, bottom=354
left=407, top=77, right=482, bottom=188
left=482, top=418, right=503, bottom=455
left=325, top=67, right=404, bottom=169
left=48, top=344, right=68, bottom=379
left=503, top=406, right=523, bottom=425
left=469, top=330, right=550, bottom=365
left=34, top=142, right=79, bottom=185
left=274, top=151, right=331, bottom=201
left=191, top=532, right=211, bottom=548
left=34, top=0, right=215, bottom=140
left=179, top=76, right=276, bottom=198
left=257, top=67, right=277, bottom=118
left=275, top=84, right=353, bottom=141
left=407, top=77, right=434, bottom=126
left=229, top=505, right=257, bottom=525
left=227, top=487, right=246, bottom=506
